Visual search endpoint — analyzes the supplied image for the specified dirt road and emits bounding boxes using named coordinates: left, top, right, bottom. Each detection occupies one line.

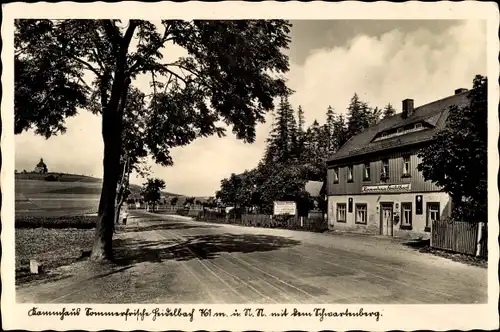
left=16, top=211, right=487, bottom=304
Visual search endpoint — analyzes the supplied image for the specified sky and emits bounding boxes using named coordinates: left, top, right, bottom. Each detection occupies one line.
left=14, top=19, right=487, bottom=197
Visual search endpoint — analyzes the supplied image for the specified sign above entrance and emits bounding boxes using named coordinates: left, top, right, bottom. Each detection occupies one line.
left=362, top=183, right=411, bottom=193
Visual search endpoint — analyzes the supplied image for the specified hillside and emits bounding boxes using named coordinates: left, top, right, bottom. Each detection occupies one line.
left=15, top=172, right=179, bottom=196
left=15, top=172, right=101, bottom=183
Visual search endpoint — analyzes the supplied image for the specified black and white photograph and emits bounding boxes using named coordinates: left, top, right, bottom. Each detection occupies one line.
left=1, top=1, right=499, bottom=331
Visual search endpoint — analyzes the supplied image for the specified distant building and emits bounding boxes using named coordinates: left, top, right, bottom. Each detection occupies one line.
left=34, top=158, right=48, bottom=174
left=327, top=88, right=469, bottom=239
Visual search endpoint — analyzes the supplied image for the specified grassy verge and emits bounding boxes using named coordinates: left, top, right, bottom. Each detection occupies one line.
left=16, top=228, right=95, bottom=284
left=15, top=215, right=97, bottom=284
left=15, top=215, right=96, bottom=229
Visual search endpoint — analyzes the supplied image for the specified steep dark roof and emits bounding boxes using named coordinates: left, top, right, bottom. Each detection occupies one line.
left=36, top=159, right=46, bottom=167
left=328, top=90, right=470, bottom=164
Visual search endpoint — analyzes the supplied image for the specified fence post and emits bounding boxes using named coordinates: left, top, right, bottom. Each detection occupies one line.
left=475, top=222, right=484, bottom=257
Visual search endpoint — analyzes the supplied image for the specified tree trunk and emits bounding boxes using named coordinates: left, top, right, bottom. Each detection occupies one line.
left=90, top=134, right=121, bottom=261
left=90, top=77, right=129, bottom=261
left=114, top=157, right=130, bottom=224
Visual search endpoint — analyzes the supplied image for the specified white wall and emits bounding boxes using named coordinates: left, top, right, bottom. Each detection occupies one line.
left=327, top=192, right=451, bottom=239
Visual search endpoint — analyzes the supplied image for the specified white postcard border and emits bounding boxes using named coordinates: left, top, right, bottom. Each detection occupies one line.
left=2, top=1, right=499, bottom=331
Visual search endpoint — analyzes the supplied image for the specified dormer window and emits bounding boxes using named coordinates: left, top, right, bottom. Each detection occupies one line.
left=414, top=123, right=422, bottom=129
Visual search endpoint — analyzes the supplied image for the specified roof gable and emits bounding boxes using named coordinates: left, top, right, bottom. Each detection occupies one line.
left=329, top=91, right=469, bottom=163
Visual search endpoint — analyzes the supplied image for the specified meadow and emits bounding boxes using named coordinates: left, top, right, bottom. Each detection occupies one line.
left=13, top=173, right=188, bottom=282
left=16, top=178, right=101, bottom=217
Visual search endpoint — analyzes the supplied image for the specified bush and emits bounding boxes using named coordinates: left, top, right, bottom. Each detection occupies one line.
left=176, top=208, right=188, bottom=216
left=44, top=174, right=59, bottom=182
left=15, top=215, right=97, bottom=229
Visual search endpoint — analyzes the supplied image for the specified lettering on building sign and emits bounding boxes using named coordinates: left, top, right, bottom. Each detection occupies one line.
left=273, top=201, right=297, bottom=216
left=361, top=184, right=411, bottom=193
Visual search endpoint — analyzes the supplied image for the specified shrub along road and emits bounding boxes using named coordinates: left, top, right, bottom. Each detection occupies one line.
left=16, top=210, right=487, bottom=304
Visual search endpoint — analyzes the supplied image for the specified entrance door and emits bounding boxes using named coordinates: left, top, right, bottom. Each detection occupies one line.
left=380, top=203, right=394, bottom=236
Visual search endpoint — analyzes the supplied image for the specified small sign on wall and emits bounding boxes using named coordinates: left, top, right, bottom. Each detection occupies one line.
left=416, top=195, right=423, bottom=215
left=348, top=197, right=353, bottom=213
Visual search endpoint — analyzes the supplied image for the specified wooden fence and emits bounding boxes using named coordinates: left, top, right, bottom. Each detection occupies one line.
left=431, top=219, right=487, bottom=257
left=197, top=212, right=328, bottom=232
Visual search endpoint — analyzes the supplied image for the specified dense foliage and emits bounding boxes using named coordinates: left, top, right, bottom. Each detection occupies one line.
left=217, top=93, right=386, bottom=214
left=15, top=19, right=292, bottom=260
left=141, top=178, right=166, bottom=212
left=418, top=75, right=487, bottom=222
left=15, top=215, right=97, bottom=229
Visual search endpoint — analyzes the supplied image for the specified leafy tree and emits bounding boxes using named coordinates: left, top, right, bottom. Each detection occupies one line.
left=259, top=164, right=309, bottom=214
left=15, top=19, right=291, bottom=260
left=382, top=103, right=396, bottom=119
left=216, top=173, right=241, bottom=207
left=170, top=196, right=179, bottom=206
left=141, top=178, right=166, bottom=212
left=185, top=197, right=196, bottom=206
left=203, top=196, right=217, bottom=209
left=417, top=75, right=487, bottom=222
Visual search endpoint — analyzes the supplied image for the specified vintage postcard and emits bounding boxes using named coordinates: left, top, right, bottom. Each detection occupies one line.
left=1, top=1, right=499, bottom=331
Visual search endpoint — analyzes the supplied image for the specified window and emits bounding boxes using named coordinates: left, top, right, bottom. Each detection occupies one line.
left=402, top=156, right=411, bottom=177
left=347, top=166, right=353, bottom=182
left=355, top=204, right=368, bottom=224
left=381, top=159, right=389, bottom=179
left=337, top=203, right=347, bottom=222
left=426, top=203, right=440, bottom=231
left=363, top=162, right=371, bottom=181
left=401, top=203, right=412, bottom=229
left=333, top=167, right=339, bottom=184
left=397, top=127, right=404, bottom=134
left=414, top=123, right=422, bottom=129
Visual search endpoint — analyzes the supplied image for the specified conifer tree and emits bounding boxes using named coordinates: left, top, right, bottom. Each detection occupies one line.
left=346, top=93, right=372, bottom=138
left=382, top=103, right=396, bottom=119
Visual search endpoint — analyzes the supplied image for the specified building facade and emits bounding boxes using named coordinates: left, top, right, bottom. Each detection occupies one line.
left=326, top=89, right=470, bottom=239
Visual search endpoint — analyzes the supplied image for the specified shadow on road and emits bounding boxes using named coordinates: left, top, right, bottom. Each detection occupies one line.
left=122, top=221, right=220, bottom=233
left=112, top=233, right=301, bottom=266
left=402, top=238, right=430, bottom=249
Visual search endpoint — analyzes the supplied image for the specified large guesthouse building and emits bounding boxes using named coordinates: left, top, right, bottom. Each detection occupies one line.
left=326, top=89, right=470, bottom=238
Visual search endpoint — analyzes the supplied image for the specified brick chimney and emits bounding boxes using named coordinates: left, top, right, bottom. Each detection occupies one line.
left=402, top=99, right=414, bottom=118
left=455, top=88, right=467, bottom=95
